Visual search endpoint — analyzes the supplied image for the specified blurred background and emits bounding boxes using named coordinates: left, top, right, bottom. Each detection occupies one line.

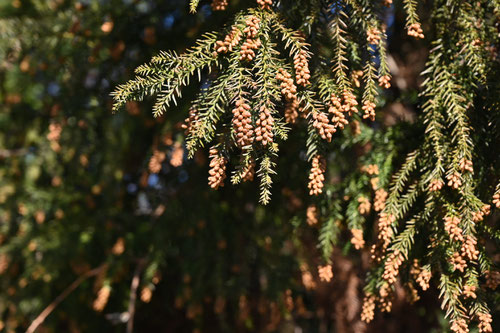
left=0, top=0, right=465, bottom=332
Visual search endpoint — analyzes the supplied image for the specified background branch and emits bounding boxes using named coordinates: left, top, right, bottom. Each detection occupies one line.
left=26, top=265, right=106, bottom=333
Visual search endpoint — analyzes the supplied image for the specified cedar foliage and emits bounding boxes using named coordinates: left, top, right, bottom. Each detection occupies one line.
left=113, top=0, right=500, bottom=332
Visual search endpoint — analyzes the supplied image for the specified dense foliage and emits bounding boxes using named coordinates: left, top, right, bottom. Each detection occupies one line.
left=0, top=0, right=498, bottom=332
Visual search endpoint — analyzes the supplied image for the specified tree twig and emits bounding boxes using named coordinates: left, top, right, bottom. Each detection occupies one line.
left=126, top=259, right=146, bottom=333
left=0, top=148, right=27, bottom=159
left=26, top=265, right=106, bottom=333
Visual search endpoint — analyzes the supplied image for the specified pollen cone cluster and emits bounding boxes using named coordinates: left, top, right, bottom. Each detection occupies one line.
left=181, top=107, right=199, bottom=135
left=328, top=95, right=348, bottom=129
left=318, top=264, right=333, bottom=282
left=361, top=294, right=376, bottom=323
left=284, top=100, right=299, bottom=124
left=93, top=285, right=111, bottom=312
left=451, top=252, right=467, bottom=272
left=462, top=285, right=476, bottom=299
left=47, top=123, right=62, bottom=142
left=312, top=112, right=336, bottom=142
left=361, top=164, right=379, bottom=175
left=357, top=196, right=371, bottom=215
left=47, top=123, right=63, bottom=152
left=211, top=0, right=228, bottom=11
left=170, top=143, right=184, bottom=167
left=408, top=23, right=424, bottom=39
left=410, top=261, right=431, bottom=290
left=429, top=178, right=444, bottom=192
left=208, top=148, right=227, bottom=189
left=276, top=68, right=299, bottom=123
left=149, top=150, right=166, bottom=173
left=378, top=75, right=391, bottom=89
left=367, top=27, right=381, bottom=45
left=493, top=191, right=500, bottom=208
left=294, top=49, right=310, bottom=86
left=362, top=100, right=376, bottom=121
left=241, top=158, right=256, bottom=182
left=232, top=99, right=254, bottom=147
left=255, top=105, right=274, bottom=146
left=382, top=250, right=403, bottom=284
left=447, top=171, right=462, bottom=189
left=351, top=70, right=363, bottom=87
left=256, top=0, right=272, bottom=10
left=377, top=213, right=395, bottom=249
left=444, top=215, right=463, bottom=242
left=316, top=90, right=359, bottom=136
left=308, top=155, right=326, bottom=195
left=450, top=317, right=468, bottom=333
left=459, top=158, right=473, bottom=173
left=461, top=235, right=479, bottom=261
left=215, top=26, right=242, bottom=54
left=374, top=188, right=387, bottom=211
left=478, top=312, right=493, bottom=333
left=485, top=270, right=500, bottom=289
left=350, top=229, right=365, bottom=249
left=306, top=204, right=318, bottom=225
left=240, top=16, right=261, bottom=61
